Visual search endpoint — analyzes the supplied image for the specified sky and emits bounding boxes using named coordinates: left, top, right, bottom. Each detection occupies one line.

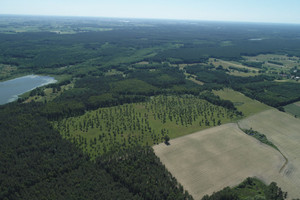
left=1, top=0, right=300, bottom=24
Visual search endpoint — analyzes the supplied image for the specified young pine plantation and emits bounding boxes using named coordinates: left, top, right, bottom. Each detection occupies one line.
left=53, top=95, right=240, bottom=159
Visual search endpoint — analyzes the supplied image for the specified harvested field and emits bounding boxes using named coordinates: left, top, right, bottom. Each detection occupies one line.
left=154, top=123, right=285, bottom=200
left=239, top=109, right=300, bottom=199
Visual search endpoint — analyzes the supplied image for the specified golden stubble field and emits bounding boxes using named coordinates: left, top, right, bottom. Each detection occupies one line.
left=154, top=123, right=286, bottom=200
left=239, top=109, right=300, bottom=199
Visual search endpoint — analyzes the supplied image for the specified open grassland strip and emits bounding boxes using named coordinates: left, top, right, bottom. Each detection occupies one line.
left=284, top=102, right=300, bottom=118
left=53, top=95, right=240, bottom=159
left=243, top=54, right=300, bottom=68
left=172, top=63, right=205, bottom=85
left=227, top=70, right=257, bottom=77
left=188, top=77, right=204, bottom=85
left=213, top=88, right=271, bottom=117
left=208, top=59, right=259, bottom=77
left=239, top=109, right=300, bottom=199
left=209, top=58, right=260, bottom=72
left=154, top=123, right=285, bottom=200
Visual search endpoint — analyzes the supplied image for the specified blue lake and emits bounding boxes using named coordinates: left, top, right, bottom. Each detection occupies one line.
left=0, top=75, right=57, bottom=105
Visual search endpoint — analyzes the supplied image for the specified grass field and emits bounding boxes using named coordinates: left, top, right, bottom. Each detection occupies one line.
left=24, top=82, right=74, bottom=103
left=239, top=109, right=300, bottom=199
left=54, top=95, right=240, bottom=158
left=213, top=88, right=271, bottom=117
left=284, top=102, right=300, bottom=117
left=0, top=64, right=17, bottom=80
left=20, top=75, right=74, bottom=103
left=174, top=63, right=205, bottom=85
left=153, top=123, right=285, bottom=200
left=243, top=54, right=300, bottom=69
left=243, top=54, right=300, bottom=77
left=208, top=58, right=259, bottom=77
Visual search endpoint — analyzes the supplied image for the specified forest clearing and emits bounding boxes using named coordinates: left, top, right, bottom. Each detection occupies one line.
left=53, top=95, right=240, bottom=158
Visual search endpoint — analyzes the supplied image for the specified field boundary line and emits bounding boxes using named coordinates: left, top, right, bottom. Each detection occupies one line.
left=236, top=120, right=288, bottom=174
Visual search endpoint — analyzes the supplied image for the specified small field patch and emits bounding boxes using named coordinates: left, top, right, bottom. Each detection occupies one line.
left=213, top=88, right=271, bottom=117
left=284, top=102, right=300, bottom=118
left=208, top=58, right=258, bottom=77
left=243, top=54, right=300, bottom=69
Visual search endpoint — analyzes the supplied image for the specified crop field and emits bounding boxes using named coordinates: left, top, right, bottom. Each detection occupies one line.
left=154, top=123, right=285, bottom=200
left=53, top=95, right=240, bottom=158
left=284, top=102, right=300, bottom=117
left=213, top=88, right=271, bottom=117
left=239, top=109, right=300, bottom=199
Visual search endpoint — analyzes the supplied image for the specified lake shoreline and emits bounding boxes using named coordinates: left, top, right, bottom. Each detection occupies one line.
left=0, top=74, right=57, bottom=105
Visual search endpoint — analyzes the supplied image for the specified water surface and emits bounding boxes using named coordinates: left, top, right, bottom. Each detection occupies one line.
left=0, top=75, right=56, bottom=105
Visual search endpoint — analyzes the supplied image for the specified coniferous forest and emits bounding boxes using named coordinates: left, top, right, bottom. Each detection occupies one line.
left=1, top=15, right=299, bottom=199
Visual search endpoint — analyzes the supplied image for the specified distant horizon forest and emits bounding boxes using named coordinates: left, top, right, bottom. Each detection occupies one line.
left=0, top=15, right=298, bottom=199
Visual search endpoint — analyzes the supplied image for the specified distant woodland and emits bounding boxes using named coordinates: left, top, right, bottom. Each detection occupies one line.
left=1, top=15, right=298, bottom=199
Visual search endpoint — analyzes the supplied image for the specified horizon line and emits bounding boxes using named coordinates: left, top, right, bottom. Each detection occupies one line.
left=1, top=13, right=300, bottom=26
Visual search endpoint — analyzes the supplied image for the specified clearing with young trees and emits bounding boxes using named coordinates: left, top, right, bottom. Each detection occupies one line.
left=53, top=95, right=240, bottom=159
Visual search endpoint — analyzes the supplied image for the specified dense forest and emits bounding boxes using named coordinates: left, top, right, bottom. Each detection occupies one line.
left=202, top=178, right=287, bottom=200
left=0, top=103, right=191, bottom=200
left=186, top=64, right=300, bottom=107
left=0, top=15, right=297, bottom=199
